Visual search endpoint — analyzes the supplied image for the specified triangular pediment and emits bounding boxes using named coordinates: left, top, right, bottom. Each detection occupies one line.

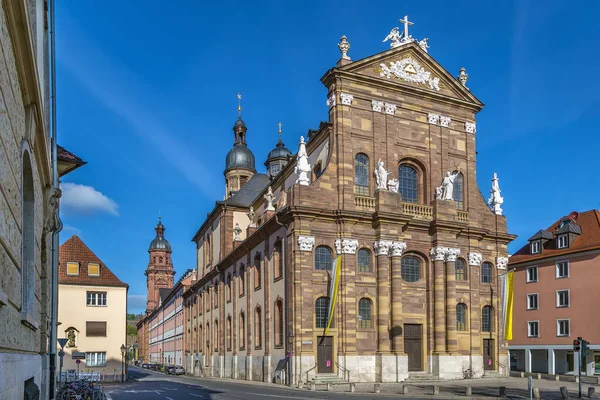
left=338, top=42, right=482, bottom=106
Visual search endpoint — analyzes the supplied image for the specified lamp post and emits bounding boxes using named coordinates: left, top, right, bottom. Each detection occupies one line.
left=57, top=338, right=68, bottom=387
left=120, top=344, right=126, bottom=382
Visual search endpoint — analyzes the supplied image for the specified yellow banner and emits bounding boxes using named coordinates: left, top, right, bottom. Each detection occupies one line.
left=503, top=270, right=514, bottom=341
left=324, top=256, right=342, bottom=335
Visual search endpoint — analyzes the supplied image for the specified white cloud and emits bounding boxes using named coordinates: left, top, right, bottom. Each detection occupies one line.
left=62, top=224, right=82, bottom=237
left=127, top=294, right=147, bottom=313
left=61, top=182, right=119, bottom=216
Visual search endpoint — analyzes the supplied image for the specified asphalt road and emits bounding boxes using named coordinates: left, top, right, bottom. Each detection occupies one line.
left=104, top=366, right=374, bottom=400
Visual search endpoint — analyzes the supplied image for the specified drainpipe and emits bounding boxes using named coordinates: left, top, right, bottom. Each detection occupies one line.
left=48, top=0, right=62, bottom=398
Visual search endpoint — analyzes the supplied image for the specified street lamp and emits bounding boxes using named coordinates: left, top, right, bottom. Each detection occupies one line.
left=120, top=344, right=126, bottom=382
left=57, top=338, right=68, bottom=386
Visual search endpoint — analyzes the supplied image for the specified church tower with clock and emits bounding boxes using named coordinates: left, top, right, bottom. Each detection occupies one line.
left=145, top=217, right=175, bottom=312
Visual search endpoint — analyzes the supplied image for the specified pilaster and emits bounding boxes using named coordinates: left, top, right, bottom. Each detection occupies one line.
left=390, top=241, right=406, bottom=354
left=374, top=240, right=392, bottom=353
left=430, top=246, right=447, bottom=354
left=445, top=248, right=460, bottom=353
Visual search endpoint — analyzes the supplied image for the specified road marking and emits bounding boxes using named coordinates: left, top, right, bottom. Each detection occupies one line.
left=188, top=394, right=205, bottom=398
left=264, top=395, right=315, bottom=399
left=166, top=397, right=174, bottom=400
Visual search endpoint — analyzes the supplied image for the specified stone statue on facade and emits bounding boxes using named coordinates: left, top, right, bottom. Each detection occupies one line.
left=247, top=206, right=256, bottom=227
left=418, top=38, right=430, bottom=53
left=435, top=171, right=459, bottom=201
left=264, top=186, right=276, bottom=211
left=383, top=27, right=403, bottom=48
left=488, top=173, right=504, bottom=215
left=67, top=328, right=76, bottom=347
left=233, top=223, right=242, bottom=241
left=44, top=187, right=62, bottom=234
left=387, top=178, right=399, bottom=193
left=374, top=159, right=389, bottom=190
left=294, top=136, right=311, bottom=186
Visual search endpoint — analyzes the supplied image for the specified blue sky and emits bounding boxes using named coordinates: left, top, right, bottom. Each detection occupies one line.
left=56, top=1, right=600, bottom=314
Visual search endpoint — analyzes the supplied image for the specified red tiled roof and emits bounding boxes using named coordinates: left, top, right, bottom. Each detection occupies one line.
left=57, top=145, right=86, bottom=177
left=59, top=235, right=128, bottom=288
left=509, top=210, right=600, bottom=265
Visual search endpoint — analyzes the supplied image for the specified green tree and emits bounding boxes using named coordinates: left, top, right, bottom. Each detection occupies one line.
left=126, top=324, right=137, bottom=335
left=127, top=313, right=136, bottom=320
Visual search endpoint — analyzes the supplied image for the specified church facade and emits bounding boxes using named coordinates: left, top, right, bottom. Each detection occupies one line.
left=183, top=18, right=514, bottom=384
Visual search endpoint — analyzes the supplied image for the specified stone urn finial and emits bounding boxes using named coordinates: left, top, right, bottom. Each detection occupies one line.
left=458, top=67, right=469, bottom=89
left=338, top=35, right=351, bottom=60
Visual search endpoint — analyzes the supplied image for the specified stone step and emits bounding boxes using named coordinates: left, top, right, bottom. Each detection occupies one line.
left=311, top=374, right=348, bottom=384
left=405, top=373, right=443, bottom=382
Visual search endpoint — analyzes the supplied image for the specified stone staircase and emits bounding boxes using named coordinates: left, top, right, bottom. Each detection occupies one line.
left=311, top=373, right=349, bottom=385
left=405, top=372, right=444, bottom=382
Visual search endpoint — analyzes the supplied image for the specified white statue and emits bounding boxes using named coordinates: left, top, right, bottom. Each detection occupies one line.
left=294, top=136, right=311, bottom=186
left=264, top=187, right=276, bottom=211
left=387, top=178, right=399, bottom=193
left=488, top=173, right=504, bottom=215
left=418, top=38, right=430, bottom=53
left=233, top=223, right=242, bottom=240
left=382, top=27, right=403, bottom=48
left=435, top=171, right=459, bottom=201
left=374, top=159, right=389, bottom=190
left=247, top=206, right=256, bottom=227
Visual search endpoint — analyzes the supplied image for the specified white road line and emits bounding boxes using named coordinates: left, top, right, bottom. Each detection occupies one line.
left=188, top=394, right=205, bottom=398
left=166, top=397, right=174, bottom=400
left=264, top=395, right=315, bottom=399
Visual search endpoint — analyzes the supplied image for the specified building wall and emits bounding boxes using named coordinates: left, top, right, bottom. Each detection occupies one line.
left=147, top=285, right=186, bottom=365
left=0, top=1, right=53, bottom=398
left=57, top=285, right=127, bottom=373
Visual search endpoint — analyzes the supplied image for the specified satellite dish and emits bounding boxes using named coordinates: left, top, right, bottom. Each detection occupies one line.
left=568, top=211, right=579, bottom=222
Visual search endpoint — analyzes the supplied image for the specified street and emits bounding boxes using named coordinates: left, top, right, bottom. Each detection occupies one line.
left=104, top=366, right=367, bottom=400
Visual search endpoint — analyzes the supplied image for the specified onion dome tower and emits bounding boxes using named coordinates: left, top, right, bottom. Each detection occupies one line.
left=265, top=122, right=292, bottom=178
left=224, top=94, right=256, bottom=198
left=145, top=217, right=175, bottom=312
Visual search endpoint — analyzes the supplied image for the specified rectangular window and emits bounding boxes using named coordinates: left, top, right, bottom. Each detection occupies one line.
left=526, top=266, right=538, bottom=283
left=528, top=321, right=539, bottom=338
left=86, top=292, right=107, bottom=306
left=67, top=262, right=79, bottom=276
left=527, top=294, right=538, bottom=310
left=557, top=290, right=570, bottom=308
left=86, top=321, right=107, bottom=337
left=87, top=263, right=100, bottom=276
left=531, top=240, right=541, bottom=254
left=557, top=319, right=570, bottom=337
left=85, top=352, right=107, bottom=367
left=558, top=235, right=569, bottom=249
left=556, top=261, right=569, bottom=278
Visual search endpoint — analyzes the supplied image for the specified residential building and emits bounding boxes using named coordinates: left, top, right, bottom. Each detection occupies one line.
left=182, top=22, right=514, bottom=384
left=57, top=236, right=128, bottom=376
left=508, top=210, right=600, bottom=376
left=0, top=1, right=84, bottom=398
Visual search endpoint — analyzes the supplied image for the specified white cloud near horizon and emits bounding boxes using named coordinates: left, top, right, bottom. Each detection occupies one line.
left=61, top=182, right=119, bottom=216
left=127, top=294, right=147, bottom=313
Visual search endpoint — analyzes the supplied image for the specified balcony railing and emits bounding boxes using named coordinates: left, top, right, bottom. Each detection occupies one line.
left=458, top=211, right=469, bottom=222
left=401, top=202, right=433, bottom=220
left=354, top=195, right=375, bottom=209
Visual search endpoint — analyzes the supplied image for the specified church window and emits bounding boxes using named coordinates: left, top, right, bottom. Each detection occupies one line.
left=481, top=262, right=492, bottom=283
left=355, top=153, right=369, bottom=196
left=240, top=176, right=249, bottom=187
left=455, top=258, right=467, bottom=281
left=315, top=297, right=329, bottom=328
left=482, top=306, right=493, bottom=332
left=227, top=316, right=232, bottom=351
left=271, top=163, right=281, bottom=176
left=255, top=307, right=262, bottom=350
left=274, top=299, right=284, bottom=348
left=456, top=303, right=467, bottom=331
left=401, top=256, right=421, bottom=282
left=159, top=257, right=163, bottom=264
left=239, top=312, right=245, bottom=350
left=227, top=274, right=232, bottom=302
left=239, top=265, right=245, bottom=296
left=453, top=172, right=464, bottom=210
left=214, top=284, right=218, bottom=308
left=254, top=254, right=262, bottom=289
left=398, top=164, right=418, bottom=203
left=315, top=246, right=332, bottom=271
left=21, top=150, right=35, bottom=319
left=357, top=248, right=372, bottom=272
left=273, top=241, right=283, bottom=280
left=214, top=320, right=219, bottom=351
left=358, top=298, right=372, bottom=328
left=313, top=162, right=323, bottom=179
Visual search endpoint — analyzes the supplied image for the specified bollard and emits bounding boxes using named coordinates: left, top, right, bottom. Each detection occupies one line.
left=536, top=373, right=542, bottom=380
left=575, top=376, right=580, bottom=383
left=465, top=386, right=472, bottom=396
left=402, top=385, right=409, bottom=394
left=297, top=381, right=303, bottom=389
left=533, top=387, right=541, bottom=399
left=327, top=383, right=332, bottom=392
left=374, top=383, right=381, bottom=393
left=499, top=386, right=507, bottom=397
left=433, top=385, right=440, bottom=395
left=309, top=381, right=315, bottom=391
left=588, top=387, right=595, bottom=398
left=560, top=386, right=570, bottom=400
left=555, top=375, right=560, bottom=381
left=350, top=383, right=355, bottom=393
left=520, top=372, right=525, bottom=378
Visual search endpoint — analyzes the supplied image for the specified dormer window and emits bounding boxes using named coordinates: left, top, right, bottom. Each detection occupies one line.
left=67, top=262, right=79, bottom=276
left=88, top=263, right=100, bottom=277
left=557, top=234, right=569, bottom=249
left=531, top=240, right=541, bottom=254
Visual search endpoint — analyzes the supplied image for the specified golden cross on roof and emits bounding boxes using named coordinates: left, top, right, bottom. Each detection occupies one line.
left=278, top=121, right=283, bottom=136
left=237, top=93, right=242, bottom=117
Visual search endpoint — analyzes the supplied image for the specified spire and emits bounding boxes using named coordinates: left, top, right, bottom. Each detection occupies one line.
left=237, top=93, right=242, bottom=118
left=155, top=216, right=165, bottom=238
left=233, top=93, right=247, bottom=144
left=277, top=122, right=284, bottom=147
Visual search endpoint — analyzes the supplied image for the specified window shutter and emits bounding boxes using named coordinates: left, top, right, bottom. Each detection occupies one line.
left=86, top=321, right=107, bottom=337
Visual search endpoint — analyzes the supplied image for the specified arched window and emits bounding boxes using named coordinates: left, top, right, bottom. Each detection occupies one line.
left=227, top=273, right=232, bottom=302
left=239, top=265, right=245, bottom=296
left=22, top=150, right=35, bottom=317
left=453, top=172, right=464, bottom=210
left=455, top=258, right=467, bottom=281
left=273, top=241, right=283, bottom=279
left=214, top=320, right=219, bottom=351
left=255, top=307, right=262, bottom=349
left=275, top=300, right=284, bottom=348
left=214, top=283, right=219, bottom=308
left=315, top=246, right=332, bottom=271
left=227, top=316, right=232, bottom=351
left=456, top=303, right=467, bottom=331
left=239, top=312, right=245, bottom=350
left=199, top=324, right=203, bottom=352
left=357, top=248, right=371, bottom=273
left=358, top=298, right=372, bottom=328
left=159, top=256, right=163, bottom=263
left=315, top=297, right=329, bottom=328
left=398, top=164, right=418, bottom=203
left=355, top=153, right=369, bottom=196
left=481, top=262, right=492, bottom=283
left=401, top=256, right=421, bottom=282
left=482, top=306, right=493, bottom=332
left=254, top=254, right=262, bottom=289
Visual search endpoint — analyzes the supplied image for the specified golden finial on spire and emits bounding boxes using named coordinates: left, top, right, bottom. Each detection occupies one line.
left=237, top=93, right=242, bottom=118
left=278, top=121, right=283, bottom=137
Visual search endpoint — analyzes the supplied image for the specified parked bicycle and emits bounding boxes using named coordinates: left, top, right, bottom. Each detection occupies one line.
left=55, top=379, right=105, bottom=400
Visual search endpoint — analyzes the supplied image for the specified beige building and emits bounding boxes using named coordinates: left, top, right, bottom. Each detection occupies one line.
left=0, top=1, right=84, bottom=398
left=58, top=236, right=128, bottom=378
